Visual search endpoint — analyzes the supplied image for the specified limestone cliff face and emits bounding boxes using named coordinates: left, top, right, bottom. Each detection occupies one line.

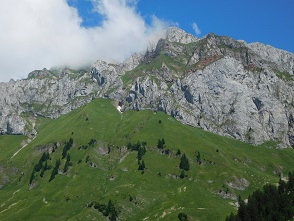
left=166, top=27, right=198, bottom=44
left=169, top=57, right=293, bottom=146
left=0, top=27, right=293, bottom=148
left=121, top=31, right=294, bottom=148
left=0, top=69, right=98, bottom=135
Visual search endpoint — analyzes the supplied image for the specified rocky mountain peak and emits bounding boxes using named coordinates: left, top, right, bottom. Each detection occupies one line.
left=0, top=27, right=293, bottom=148
left=166, top=27, right=198, bottom=44
left=28, top=68, right=54, bottom=79
left=120, top=52, right=145, bottom=72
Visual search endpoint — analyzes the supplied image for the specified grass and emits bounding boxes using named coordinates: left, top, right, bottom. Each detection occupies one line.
left=121, top=54, right=184, bottom=86
left=245, top=64, right=262, bottom=73
left=274, top=69, right=293, bottom=81
left=0, top=98, right=293, bottom=221
left=0, top=135, right=26, bottom=162
left=121, top=41, right=201, bottom=86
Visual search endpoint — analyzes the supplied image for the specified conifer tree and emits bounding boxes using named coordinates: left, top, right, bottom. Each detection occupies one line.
left=179, top=154, right=190, bottom=171
left=180, top=170, right=185, bottom=179
left=29, top=171, right=35, bottom=184
left=49, top=159, right=61, bottom=182
left=138, top=160, right=145, bottom=171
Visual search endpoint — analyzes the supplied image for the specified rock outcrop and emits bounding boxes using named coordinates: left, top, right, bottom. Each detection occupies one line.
left=0, top=27, right=293, bottom=148
left=121, top=30, right=294, bottom=148
left=166, top=27, right=198, bottom=44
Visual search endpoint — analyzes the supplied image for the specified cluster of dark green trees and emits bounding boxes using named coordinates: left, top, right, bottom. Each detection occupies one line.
left=157, top=139, right=192, bottom=179
left=29, top=152, right=51, bottom=184
left=49, top=138, right=74, bottom=182
left=127, top=139, right=195, bottom=179
left=62, top=137, right=73, bottom=158
left=226, top=172, right=294, bottom=221
left=127, top=141, right=147, bottom=172
left=78, top=138, right=96, bottom=150
left=157, top=138, right=172, bottom=155
left=157, top=138, right=165, bottom=149
left=88, top=200, right=118, bottom=221
left=29, top=138, right=75, bottom=184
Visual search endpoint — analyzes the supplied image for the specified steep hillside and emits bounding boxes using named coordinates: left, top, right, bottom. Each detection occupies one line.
left=0, top=98, right=293, bottom=220
left=0, top=27, right=293, bottom=147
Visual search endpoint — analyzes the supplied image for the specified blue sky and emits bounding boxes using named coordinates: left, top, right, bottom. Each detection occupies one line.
left=0, top=0, right=293, bottom=82
left=69, top=0, right=294, bottom=53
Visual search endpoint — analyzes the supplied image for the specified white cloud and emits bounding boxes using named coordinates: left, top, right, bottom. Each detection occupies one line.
left=192, top=22, right=201, bottom=36
left=0, top=0, right=168, bottom=82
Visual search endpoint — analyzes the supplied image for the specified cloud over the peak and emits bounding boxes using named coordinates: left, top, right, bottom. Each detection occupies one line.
left=0, top=0, right=167, bottom=82
left=192, top=22, right=201, bottom=36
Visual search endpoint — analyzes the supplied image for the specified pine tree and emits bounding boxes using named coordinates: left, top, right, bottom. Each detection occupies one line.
left=138, top=160, right=145, bottom=171
left=29, top=171, right=35, bottom=184
left=34, top=162, right=42, bottom=172
left=40, top=167, right=45, bottom=178
left=237, top=195, right=247, bottom=221
left=196, top=151, right=201, bottom=164
left=137, top=146, right=146, bottom=161
left=179, top=154, right=190, bottom=171
left=49, top=159, right=60, bottom=182
left=63, top=153, right=71, bottom=173
left=62, top=138, right=73, bottom=159
left=157, top=139, right=163, bottom=149
left=180, top=170, right=185, bottom=179
left=106, top=200, right=118, bottom=220
left=178, top=212, right=188, bottom=221
left=225, top=212, right=236, bottom=221
left=40, top=152, right=49, bottom=162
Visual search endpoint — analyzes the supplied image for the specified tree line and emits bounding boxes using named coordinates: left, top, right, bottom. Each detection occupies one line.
left=88, top=200, right=118, bottom=221
left=127, top=141, right=147, bottom=172
left=226, top=171, right=294, bottom=221
left=29, top=138, right=74, bottom=185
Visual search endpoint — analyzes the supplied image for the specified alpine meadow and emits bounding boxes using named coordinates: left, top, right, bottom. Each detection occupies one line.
left=0, top=27, right=294, bottom=220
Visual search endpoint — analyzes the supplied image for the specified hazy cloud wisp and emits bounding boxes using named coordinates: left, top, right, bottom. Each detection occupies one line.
left=192, top=22, right=201, bottom=35
left=0, top=0, right=167, bottom=82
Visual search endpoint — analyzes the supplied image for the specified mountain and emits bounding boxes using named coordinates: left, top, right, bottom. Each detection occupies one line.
left=0, top=27, right=293, bottom=148
left=0, top=98, right=293, bottom=220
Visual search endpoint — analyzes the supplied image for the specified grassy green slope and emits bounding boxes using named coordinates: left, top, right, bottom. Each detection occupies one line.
left=0, top=135, right=26, bottom=162
left=0, top=98, right=293, bottom=221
